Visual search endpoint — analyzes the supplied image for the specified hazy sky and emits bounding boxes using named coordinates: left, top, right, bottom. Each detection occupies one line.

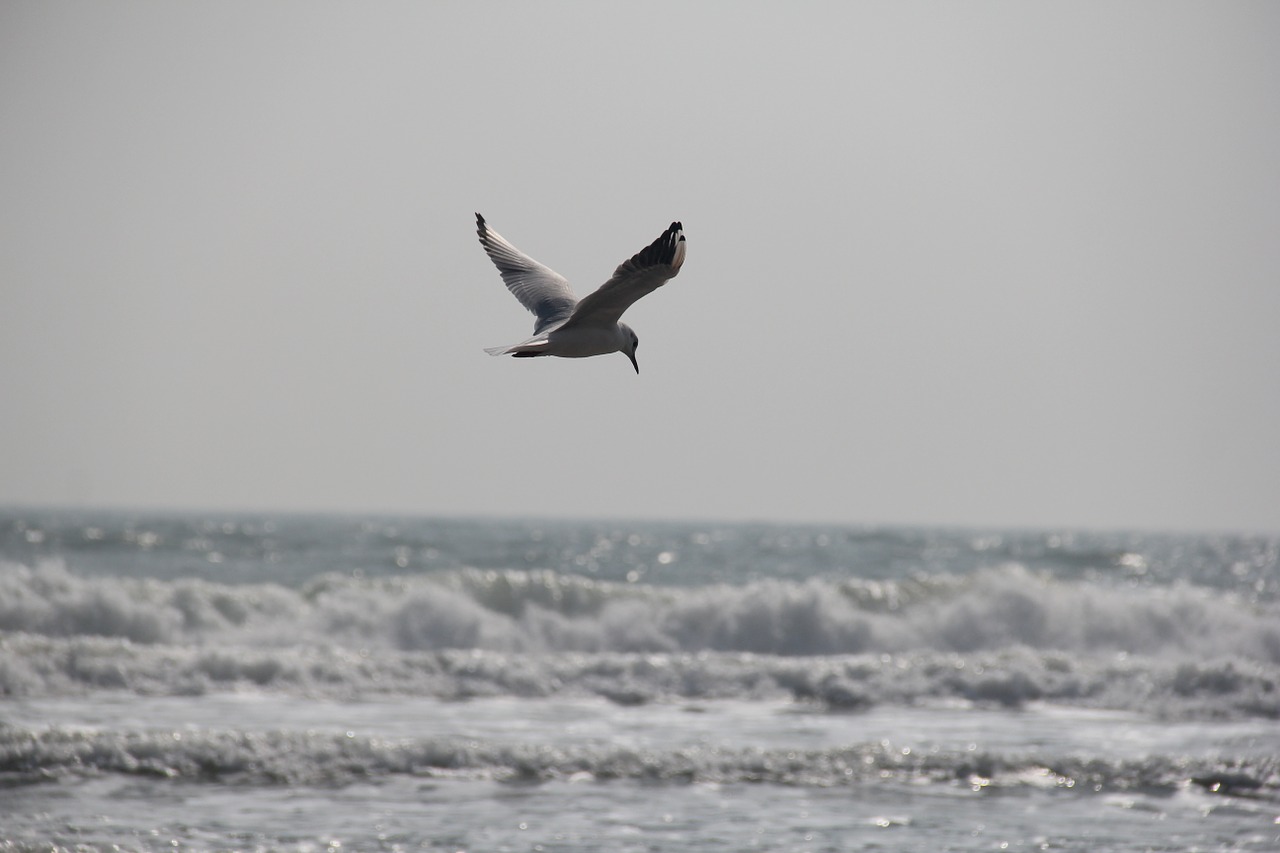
left=2, top=2, right=1278, bottom=532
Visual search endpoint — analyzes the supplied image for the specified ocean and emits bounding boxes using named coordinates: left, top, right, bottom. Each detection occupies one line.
left=1, top=510, right=1277, bottom=852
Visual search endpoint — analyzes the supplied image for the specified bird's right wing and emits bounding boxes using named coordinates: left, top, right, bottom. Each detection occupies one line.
left=562, top=221, right=685, bottom=330
left=476, top=213, right=579, bottom=333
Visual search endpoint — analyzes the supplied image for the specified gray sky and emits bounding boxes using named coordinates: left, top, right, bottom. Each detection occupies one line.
left=2, top=1, right=1278, bottom=532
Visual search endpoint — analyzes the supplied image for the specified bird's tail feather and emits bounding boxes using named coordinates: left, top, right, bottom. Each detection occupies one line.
left=485, top=335, right=550, bottom=357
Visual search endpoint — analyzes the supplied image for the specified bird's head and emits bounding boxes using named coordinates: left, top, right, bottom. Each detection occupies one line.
left=619, top=323, right=639, bottom=374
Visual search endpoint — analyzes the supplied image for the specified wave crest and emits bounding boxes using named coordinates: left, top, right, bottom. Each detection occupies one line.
left=3, top=562, right=1277, bottom=663
left=3, top=726, right=1276, bottom=798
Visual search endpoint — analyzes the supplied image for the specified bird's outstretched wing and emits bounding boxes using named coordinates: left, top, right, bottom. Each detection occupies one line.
left=562, top=221, right=686, bottom=330
left=476, top=213, right=579, bottom=333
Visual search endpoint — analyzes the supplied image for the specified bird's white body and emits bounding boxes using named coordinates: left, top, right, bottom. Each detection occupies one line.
left=486, top=323, right=634, bottom=360
left=476, top=214, right=685, bottom=373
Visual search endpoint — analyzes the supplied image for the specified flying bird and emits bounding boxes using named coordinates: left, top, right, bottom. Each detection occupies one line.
left=476, top=213, right=686, bottom=373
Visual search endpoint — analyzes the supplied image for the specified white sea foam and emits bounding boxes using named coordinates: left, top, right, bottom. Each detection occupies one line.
left=3, top=515, right=1279, bottom=853
left=2, top=560, right=1276, bottom=660
left=2, top=562, right=1277, bottom=718
left=2, top=724, right=1276, bottom=797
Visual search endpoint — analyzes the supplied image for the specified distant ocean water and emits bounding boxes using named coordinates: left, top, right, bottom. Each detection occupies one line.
left=1, top=510, right=1277, bottom=852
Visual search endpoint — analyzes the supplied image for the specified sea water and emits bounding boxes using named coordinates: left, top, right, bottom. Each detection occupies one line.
left=1, top=510, right=1277, bottom=851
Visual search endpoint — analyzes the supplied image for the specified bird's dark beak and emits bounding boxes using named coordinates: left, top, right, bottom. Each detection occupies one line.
left=627, top=352, right=639, bottom=374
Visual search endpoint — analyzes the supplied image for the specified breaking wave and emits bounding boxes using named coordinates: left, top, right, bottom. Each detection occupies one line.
left=2, top=560, right=1277, bottom=659
left=2, top=561, right=1277, bottom=718
left=2, top=726, right=1276, bottom=799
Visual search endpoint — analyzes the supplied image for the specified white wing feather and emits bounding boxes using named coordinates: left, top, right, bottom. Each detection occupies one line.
left=475, top=213, right=579, bottom=333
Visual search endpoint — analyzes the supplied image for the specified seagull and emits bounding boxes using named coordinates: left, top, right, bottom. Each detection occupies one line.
left=476, top=213, right=686, bottom=373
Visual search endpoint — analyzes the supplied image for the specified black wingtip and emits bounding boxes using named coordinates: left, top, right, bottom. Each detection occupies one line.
left=636, top=220, right=685, bottom=266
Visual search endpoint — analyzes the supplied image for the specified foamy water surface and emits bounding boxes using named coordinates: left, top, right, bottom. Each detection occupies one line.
left=2, top=511, right=1277, bottom=851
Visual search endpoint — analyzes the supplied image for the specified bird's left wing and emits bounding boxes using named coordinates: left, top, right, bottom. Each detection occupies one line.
left=476, top=213, right=580, bottom=333
left=561, top=221, right=685, bottom=330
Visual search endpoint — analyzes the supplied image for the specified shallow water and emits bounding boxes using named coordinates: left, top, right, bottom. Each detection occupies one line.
left=2, top=510, right=1277, bottom=851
